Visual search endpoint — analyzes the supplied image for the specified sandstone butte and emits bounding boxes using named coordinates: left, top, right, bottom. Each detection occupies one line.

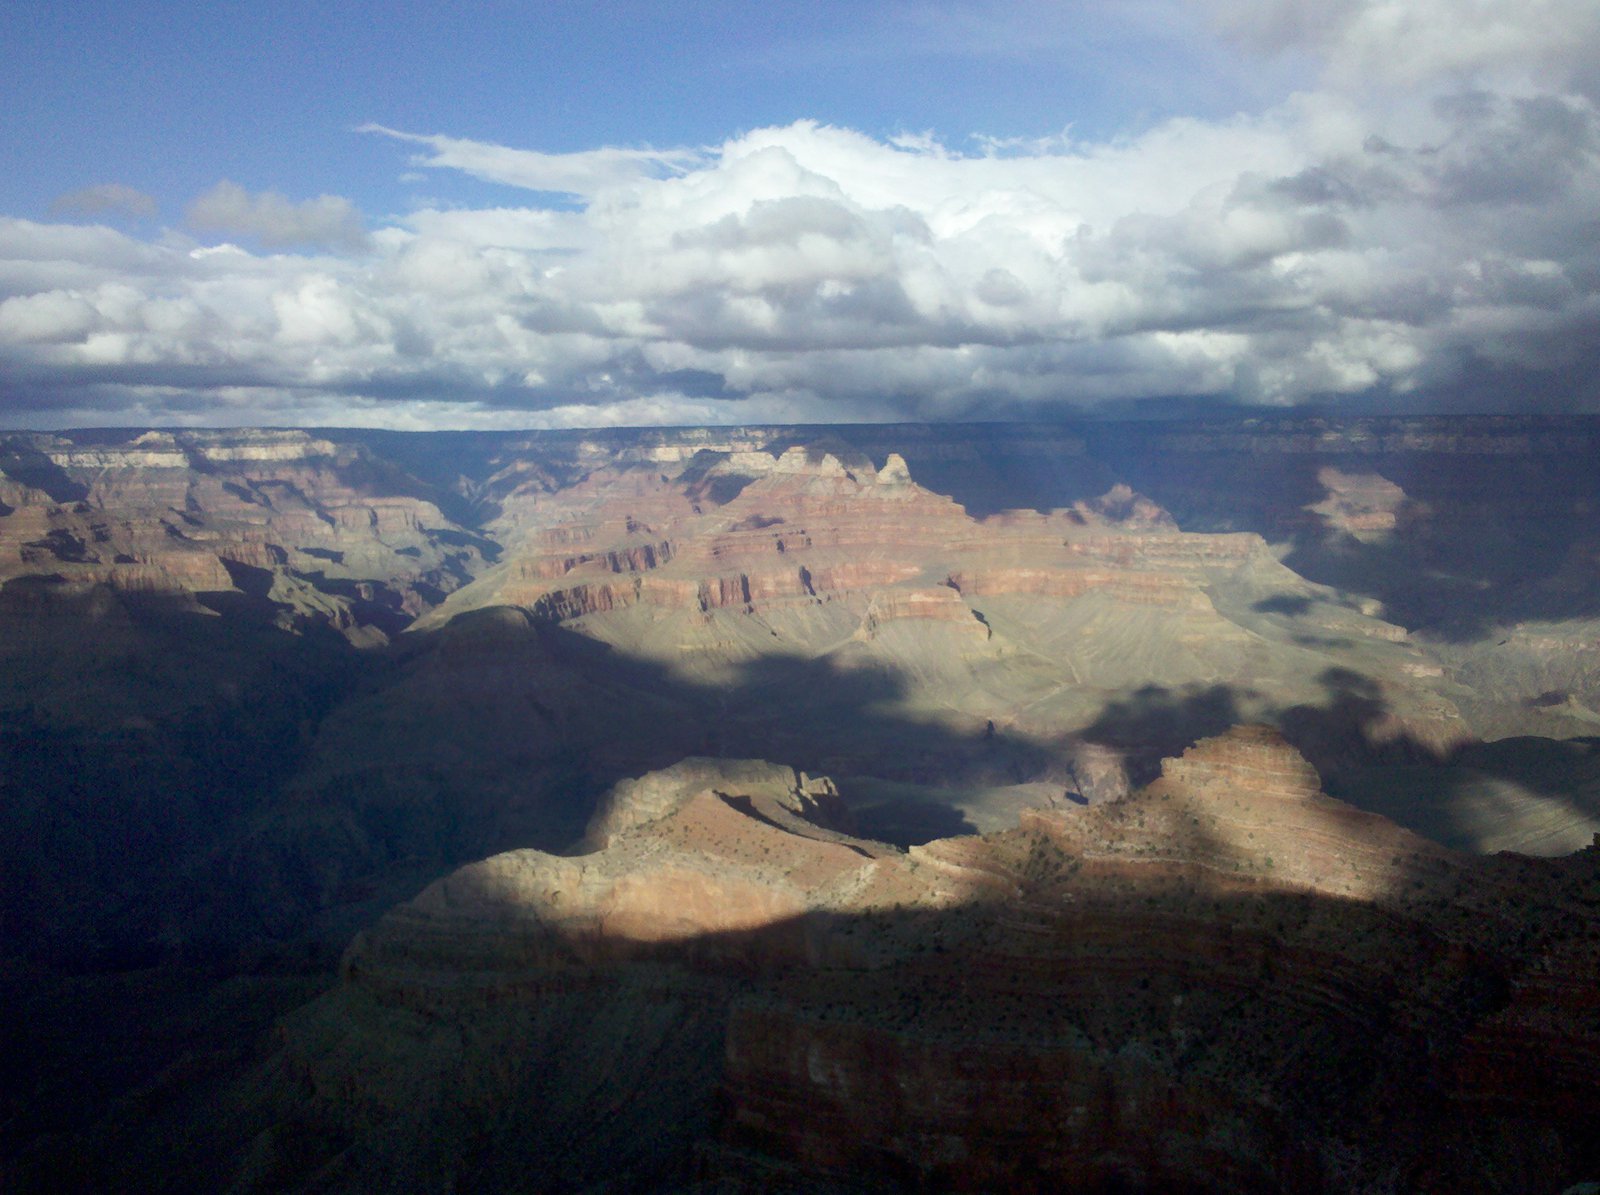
left=258, top=731, right=1600, bottom=1194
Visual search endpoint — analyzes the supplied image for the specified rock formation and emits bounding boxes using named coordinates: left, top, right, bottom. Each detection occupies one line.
left=257, top=735, right=1600, bottom=1192
left=0, top=428, right=490, bottom=647
left=7, top=417, right=1600, bottom=1193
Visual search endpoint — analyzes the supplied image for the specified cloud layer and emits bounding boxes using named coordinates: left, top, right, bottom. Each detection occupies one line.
left=4, top=1, right=1599, bottom=427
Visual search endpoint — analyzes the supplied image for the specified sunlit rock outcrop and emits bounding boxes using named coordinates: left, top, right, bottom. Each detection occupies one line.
left=269, top=737, right=1600, bottom=1192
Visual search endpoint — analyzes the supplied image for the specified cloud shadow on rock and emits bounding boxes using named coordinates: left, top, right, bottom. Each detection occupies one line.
left=1077, top=668, right=1600, bottom=854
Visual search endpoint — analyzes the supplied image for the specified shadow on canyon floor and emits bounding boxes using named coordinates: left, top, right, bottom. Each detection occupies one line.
left=1078, top=667, right=1443, bottom=787
left=4, top=584, right=1060, bottom=973
left=860, top=425, right=1600, bottom=644
left=391, top=615, right=1051, bottom=851
left=1280, top=525, right=1598, bottom=644
left=1133, top=448, right=1600, bottom=644
left=0, top=588, right=366, bottom=967
left=1078, top=668, right=1600, bottom=851
left=0, top=438, right=91, bottom=504
left=15, top=577, right=1596, bottom=976
left=6, top=585, right=1600, bottom=1192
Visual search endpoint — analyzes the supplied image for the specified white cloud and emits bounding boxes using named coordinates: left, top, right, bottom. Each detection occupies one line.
left=0, top=290, right=102, bottom=343
left=357, top=124, right=702, bottom=199
left=186, top=181, right=369, bottom=251
left=4, top=4, right=1600, bottom=429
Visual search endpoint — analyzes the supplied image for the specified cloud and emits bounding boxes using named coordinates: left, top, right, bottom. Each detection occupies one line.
left=357, top=124, right=702, bottom=199
left=3, top=4, right=1600, bottom=429
left=185, top=181, right=369, bottom=251
left=50, top=183, right=158, bottom=221
left=1212, top=0, right=1600, bottom=95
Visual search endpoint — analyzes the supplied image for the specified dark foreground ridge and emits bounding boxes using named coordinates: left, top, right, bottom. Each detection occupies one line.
left=84, top=745, right=1600, bottom=1191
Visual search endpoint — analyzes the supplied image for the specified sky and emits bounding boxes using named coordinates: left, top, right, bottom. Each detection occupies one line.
left=2, top=0, right=1599, bottom=429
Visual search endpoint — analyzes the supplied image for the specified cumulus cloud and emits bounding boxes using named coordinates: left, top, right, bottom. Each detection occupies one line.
left=50, top=183, right=158, bottom=221
left=185, top=181, right=369, bottom=251
left=3, top=0, right=1600, bottom=428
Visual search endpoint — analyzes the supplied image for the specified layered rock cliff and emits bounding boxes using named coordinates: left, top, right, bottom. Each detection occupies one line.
left=256, top=734, right=1600, bottom=1193
left=0, top=429, right=491, bottom=646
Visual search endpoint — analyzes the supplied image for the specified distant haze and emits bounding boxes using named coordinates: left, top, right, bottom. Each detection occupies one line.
left=2, top=0, right=1598, bottom=428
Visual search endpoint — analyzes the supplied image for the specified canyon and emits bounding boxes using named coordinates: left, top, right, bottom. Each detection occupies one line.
left=3, top=417, right=1600, bottom=1191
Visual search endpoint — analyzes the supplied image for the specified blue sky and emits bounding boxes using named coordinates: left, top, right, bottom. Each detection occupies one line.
left=2, top=0, right=1598, bottom=428
left=2, top=2, right=1262, bottom=219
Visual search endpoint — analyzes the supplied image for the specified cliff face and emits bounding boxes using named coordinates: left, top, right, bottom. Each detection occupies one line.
left=428, top=443, right=1264, bottom=627
left=262, top=734, right=1600, bottom=1193
left=384, top=433, right=1487, bottom=830
left=0, top=429, right=490, bottom=647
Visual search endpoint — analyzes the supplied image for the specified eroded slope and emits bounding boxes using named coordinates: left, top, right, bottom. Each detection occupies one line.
left=251, top=735, right=1600, bottom=1193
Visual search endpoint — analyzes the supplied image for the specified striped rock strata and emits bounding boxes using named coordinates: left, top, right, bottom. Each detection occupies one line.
left=275, top=733, right=1600, bottom=1192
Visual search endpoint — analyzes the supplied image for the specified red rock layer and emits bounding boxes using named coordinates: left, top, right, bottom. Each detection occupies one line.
left=440, top=448, right=1264, bottom=632
left=0, top=430, right=489, bottom=641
